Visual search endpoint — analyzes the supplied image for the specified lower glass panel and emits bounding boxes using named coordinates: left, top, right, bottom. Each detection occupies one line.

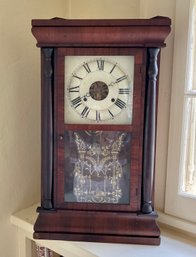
left=64, top=130, right=131, bottom=204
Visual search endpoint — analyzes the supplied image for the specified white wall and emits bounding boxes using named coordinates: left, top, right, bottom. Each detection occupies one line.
left=67, top=0, right=140, bottom=18
left=0, top=1, right=66, bottom=256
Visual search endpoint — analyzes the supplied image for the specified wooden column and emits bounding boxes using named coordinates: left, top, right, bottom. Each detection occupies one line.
left=142, top=48, right=160, bottom=214
left=41, top=48, right=54, bottom=210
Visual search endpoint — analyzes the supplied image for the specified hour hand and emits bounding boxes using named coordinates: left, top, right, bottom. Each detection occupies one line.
left=82, top=92, right=90, bottom=101
left=108, top=81, right=116, bottom=87
left=108, top=75, right=128, bottom=86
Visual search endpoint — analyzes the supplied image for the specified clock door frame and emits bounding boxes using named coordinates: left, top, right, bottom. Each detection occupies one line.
left=53, top=47, right=146, bottom=213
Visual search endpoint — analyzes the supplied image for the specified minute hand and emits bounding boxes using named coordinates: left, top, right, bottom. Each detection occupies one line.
left=115, top=75, right=128, bottom=83
left=82, top=92, right=90, bottom=99
left=108, top=75, right=128, bottom=87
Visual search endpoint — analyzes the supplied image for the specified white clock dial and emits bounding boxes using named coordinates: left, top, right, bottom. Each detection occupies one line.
left=64, top=56, right=134, bottom=124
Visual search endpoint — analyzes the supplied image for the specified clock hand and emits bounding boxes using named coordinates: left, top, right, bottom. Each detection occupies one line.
left=108, top=75, right=128, bottom=87
left=108, top=81, right=116, bottom=87
left=82, top=92, right=90, bottom=101
left=82, top=92, right=90, bottom=98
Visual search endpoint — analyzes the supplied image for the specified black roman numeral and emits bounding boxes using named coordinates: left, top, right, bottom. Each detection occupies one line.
left=97, top=59, right=104, bottom=70
left=96, top=111, right=101, bottom=121
left=69, top=86, right=79, bottom=93
left=110, top=64, right=117, bottom=74
left=116, top=75, right=127, bottom=83
left=83, top=63, right=91, bottom=73
left=114, top=98, right=126, bottom=109
left=119, top=88, right=130, bottom=94
left=71, top=96, right=82, bottom=108
left=81, top=106, right=90, bottom=117
left=108, top=109, right=114, bottom=118
left=72, top=74, right=83, bottom=80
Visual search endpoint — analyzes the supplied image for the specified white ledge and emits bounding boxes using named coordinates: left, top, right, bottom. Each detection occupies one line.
left=158, top=210, right=196, bottom=236
left=11, top=204, right=196, bottom=257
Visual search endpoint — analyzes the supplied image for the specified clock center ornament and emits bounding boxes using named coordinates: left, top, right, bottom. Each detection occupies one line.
left=32, top=17, right=171, bottom=245
left=89, top=81, right=108, bottom=101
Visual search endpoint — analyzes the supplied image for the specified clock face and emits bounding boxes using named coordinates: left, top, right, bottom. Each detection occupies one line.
left=64, top=56, right=134, bottom=124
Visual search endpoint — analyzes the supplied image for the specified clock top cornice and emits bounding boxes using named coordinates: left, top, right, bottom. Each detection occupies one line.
left=31, top=16, right=171, bottom=48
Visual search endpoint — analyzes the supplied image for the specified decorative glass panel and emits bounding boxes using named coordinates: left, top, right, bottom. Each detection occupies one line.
left=64, top=131, right=131, bottom=204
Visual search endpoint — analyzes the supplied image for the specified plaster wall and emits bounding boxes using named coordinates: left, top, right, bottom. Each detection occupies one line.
left=67, top=0, right=140, bottom=18
left=0, top=1, right=66, bottom=256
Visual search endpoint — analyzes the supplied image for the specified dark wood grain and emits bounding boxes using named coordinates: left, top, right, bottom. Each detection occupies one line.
left=32, top=16, right=171, bottom=27
left=41, top=48, right=54, bottom=209
left=142, top=48, right=160, bottom=214
left=34, top=210, right=160, bottom=245
left=32, top=17, right=171, bottom=48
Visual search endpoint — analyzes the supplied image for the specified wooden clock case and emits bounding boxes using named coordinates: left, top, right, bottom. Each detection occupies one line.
left=31, top=17, right=171, bottom=245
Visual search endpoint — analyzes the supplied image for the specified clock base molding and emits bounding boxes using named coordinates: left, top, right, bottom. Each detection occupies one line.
left=34, top=210, right=160, bottom=245
left=34, top=232, right=160, bottom=246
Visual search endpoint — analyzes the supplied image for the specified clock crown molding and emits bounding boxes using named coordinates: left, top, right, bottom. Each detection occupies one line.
left=31, top=16, right=171, bottom=48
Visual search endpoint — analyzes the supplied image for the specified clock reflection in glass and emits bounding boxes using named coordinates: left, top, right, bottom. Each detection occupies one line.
left=67, top=58, right=131, bottom=122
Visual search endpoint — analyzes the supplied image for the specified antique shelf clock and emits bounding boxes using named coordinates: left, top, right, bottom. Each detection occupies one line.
left=31, top=17, right=171, bottom=245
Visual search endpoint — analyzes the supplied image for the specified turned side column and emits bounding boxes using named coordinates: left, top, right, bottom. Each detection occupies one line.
left=142, top=48, right=160, bottom=214
left=41, top=48, right=54, bottom=210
